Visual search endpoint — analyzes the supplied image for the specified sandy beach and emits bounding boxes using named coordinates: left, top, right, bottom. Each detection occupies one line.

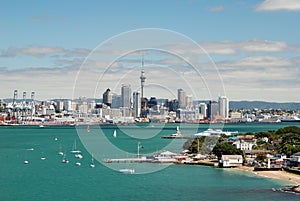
left=236, top=166, right=300, bottom=192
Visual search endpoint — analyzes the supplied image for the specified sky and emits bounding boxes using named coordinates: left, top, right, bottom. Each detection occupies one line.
left=0, top=0, right=299, bottom=102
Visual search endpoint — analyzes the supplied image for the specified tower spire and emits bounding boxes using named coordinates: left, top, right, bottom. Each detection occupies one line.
left=140, top=56, right=146, bottom=117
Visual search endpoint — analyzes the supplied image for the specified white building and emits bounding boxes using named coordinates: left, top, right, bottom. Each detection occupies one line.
left=133, top=91, right=141, bottom=118
left=233, top=140, right=257, bottom=151
left=220, top=155, right=243, bottom=167
left=218, top=96, right=229, bottom=119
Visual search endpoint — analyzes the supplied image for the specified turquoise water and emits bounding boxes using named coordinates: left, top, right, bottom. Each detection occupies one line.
left=0, top=123, right=299, bottom=201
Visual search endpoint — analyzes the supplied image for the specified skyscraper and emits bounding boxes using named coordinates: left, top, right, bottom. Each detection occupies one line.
left=185, top=95, right=193, bottom=110
left=102, top=88, right=112, bottom=106
left=121, top=84, right=131, bottom=108
left=199, top=103, right=207, bottom=118
left=133, top=91, right=141, bottom=118
left=207, top=101, right=219, bottom=120
left=219, top=96, right=229, bottom=119
left=178, top=89, right=186, bottom=109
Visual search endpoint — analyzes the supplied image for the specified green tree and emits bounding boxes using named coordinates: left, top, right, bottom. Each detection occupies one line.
left=212, top=142, right=243, bottom=159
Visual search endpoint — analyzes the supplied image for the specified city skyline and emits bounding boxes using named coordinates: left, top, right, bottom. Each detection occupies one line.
left=0, top=1, right=299, bottom=102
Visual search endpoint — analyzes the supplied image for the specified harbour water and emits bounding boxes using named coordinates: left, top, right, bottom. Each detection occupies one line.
left=0, top=123, right=299, bottom=201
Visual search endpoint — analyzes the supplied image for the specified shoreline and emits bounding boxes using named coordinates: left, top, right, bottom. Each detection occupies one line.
left=236, top=166, right=300, bottom=193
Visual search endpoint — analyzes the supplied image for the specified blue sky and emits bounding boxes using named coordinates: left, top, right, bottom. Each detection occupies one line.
left=0, top=0, right=300, bottom=102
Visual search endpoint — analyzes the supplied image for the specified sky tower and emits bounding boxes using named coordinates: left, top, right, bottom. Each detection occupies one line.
left=140, top=58, right=146, bottom=100
left=140, top=57, right=146, bottom=117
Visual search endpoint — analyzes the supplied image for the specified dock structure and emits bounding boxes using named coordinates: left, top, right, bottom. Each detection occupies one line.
left=161, top=135, right=193, bottom=139
left=104, top=157, right=153, bottom=163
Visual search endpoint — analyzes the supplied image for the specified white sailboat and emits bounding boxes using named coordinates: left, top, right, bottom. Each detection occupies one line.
left=90, top=153, right=95, bottom=168
left=70, top=139, right=81, bottom=154
left=58, top=144, right=64, bottom=155
left=113, top=129, right=117, bottom=138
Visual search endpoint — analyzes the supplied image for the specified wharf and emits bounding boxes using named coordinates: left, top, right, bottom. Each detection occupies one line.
left=104, top=158, right=153, bottom=163
left=161, top=135, right=193, bottom=139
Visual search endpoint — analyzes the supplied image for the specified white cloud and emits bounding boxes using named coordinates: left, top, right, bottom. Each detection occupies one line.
left=256, top=0, right=300, bottom=11
left=1, top=41, right=299, bottom=102
left=200, top=40, right=291, bottom=55
left=219, top=56, right=293, bottom=68
left=0, top=46, right=66, bottom=57
left=208, top=6, right=224, bottom=12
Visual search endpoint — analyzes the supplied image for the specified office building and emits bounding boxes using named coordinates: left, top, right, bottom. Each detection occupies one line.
left=219, top=96, right=229, bottom=119
left=103, top=88, right=112, bottom=106
left=133, top=91, right=141, bottom=118
left=121, top=84, right=131, bottom=108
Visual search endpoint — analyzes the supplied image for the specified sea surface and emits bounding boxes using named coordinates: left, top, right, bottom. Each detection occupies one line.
left=0, top=122, right=299, bottom=201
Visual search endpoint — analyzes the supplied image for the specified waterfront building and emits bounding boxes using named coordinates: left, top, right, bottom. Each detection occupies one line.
left=176, top=109, right=198, bottom=122
left=55, top=101, right=64, bottom=113
left=121, top=84, right=131, bottom=108
left=63, top=100, right=72, bottom=111
left=178, top=89, right=186, bottom=109
left=133, top=91, right=141, bottom=118
left=103, top=88, right=112, bottom=107
left=220, top=155, right=243, bottom=167
left=219, top=96, right=229, bottom=119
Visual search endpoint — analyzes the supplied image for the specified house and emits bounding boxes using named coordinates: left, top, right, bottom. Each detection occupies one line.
left=154, top=151, right=178, bottom=163
left=289, top=152, right=300, bottom=167
left=233, top=139, right=257, bottom=151
left=220, top=155, right=243, bottom=167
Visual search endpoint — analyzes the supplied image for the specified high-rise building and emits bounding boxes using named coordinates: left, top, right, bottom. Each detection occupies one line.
left=111, top=94, right=121, bottom=108
left=219, top=96, right=229, bottom=119
left=185, top=95, right=193, bottom=110
left=133, top=91, right=141, bottom=118
left=121, top=84, right=131, bottom=108
left=178, top=89, right=186, bottom=109
left=199, top=103, right=207, bottom=118
left=207, top=101, right=219, bottom=119
left=103, top=88, right=112, bottom=106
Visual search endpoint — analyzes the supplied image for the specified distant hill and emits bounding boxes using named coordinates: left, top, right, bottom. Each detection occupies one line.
left=229, top=101, right=300, bottom=110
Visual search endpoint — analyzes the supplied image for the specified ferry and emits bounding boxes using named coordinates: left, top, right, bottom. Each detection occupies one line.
left=194, top=129, right=238, bottom=137
left=280, top=115, right=300, bottom=122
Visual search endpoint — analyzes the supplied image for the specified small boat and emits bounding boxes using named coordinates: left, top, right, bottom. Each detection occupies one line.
left=161, top=126, right=191, bottom=139
left=75, top=154, right=83, bottom=159
left=87, top=125, right=90, bottom=133
left=70, top=139, right=81, bottom=154
left=119, top=168, right=135, bottom=174
left=39, top=124, right=44, bottom=128
left=75, top=162, right=81, bottom=166
left=62, top=154, right=69, bottom=163
left=54, top=137, right=58, bottom=141
left=41, top=157, right=46, bottom=160
left=24, top=160, right=29, bottom=164
left=90, top=153, right=95, bottom=168
left=113, top=129, right=117, bottom=138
